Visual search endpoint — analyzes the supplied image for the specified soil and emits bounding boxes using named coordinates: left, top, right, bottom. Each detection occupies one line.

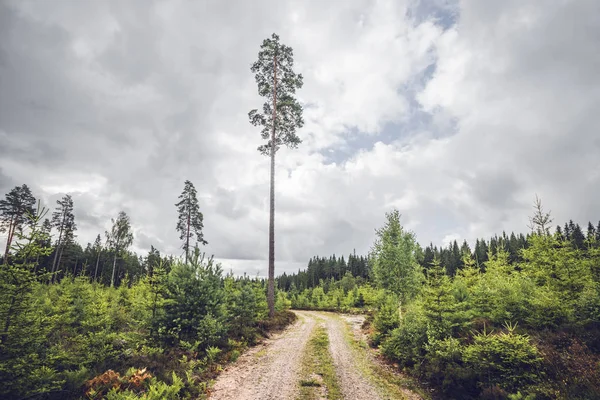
left=208, top=312, right=316, bottom=400
left=208, top=310, right=420, bottom=400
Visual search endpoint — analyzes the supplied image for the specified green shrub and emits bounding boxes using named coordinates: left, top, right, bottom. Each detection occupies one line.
left=575, top=282, right=600, bottom=325
left=261, top=310, right=297, bottom=331
left=196, top=313, right=226, bottom=352
left=422, top=337, right=476, bottom=396
left=381, top=308, right=428, bottom=368
left=371, top=294, right=400, bottom=344
left=524, top=285, right=571, bottom=329
left=462, top=323, right=543, bottom=392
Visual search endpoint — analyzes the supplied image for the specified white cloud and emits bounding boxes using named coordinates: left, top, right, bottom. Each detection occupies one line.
left=1, top=0, right=599, bottom=276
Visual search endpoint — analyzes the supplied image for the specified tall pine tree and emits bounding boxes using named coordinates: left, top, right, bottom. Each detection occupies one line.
left=92, top=234, right=102, bottom=281
left=0, top=185, right=35, bottom=262
left=249, top=33, right=304, bottom=317
left=50, top=194, right=76, bottom=281
left=175, top=180, right=207, bottom=264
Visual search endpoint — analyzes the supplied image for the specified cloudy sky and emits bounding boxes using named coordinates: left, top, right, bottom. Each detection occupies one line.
left=1, top=0, right=599, bottom=276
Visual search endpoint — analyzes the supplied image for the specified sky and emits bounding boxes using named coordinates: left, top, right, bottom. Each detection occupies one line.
left=1, top=0, right=599, bottom=276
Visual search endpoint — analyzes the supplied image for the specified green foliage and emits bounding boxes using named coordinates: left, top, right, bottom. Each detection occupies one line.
left=522, top=234, right=591, bottom=298
left=370, top=208, right=600, bottom=398
left=371, top=293, right=400, bottom=344
left=105, top=211, right=134, bottom=287
left=196, top=313, right=226, bottom=351
left=370, top=209, right=423, bottom=303
left=463, top=324, right=543, bottom=392
left=422, top=258, right=461, bottom=338
left=381, top=304, right=428, bottom=368
left=249, top=32, right=304, bottom=156
left=0, top=239, right=296, bottom=399
left=175, top=180, right=207, bottom=263
left=575, top=281, right=600, bottom=324
left=286, top=283, right=382, bottom=312
left=422, top=336, right=474, bottom=395
left=278, top=253, right=370, bottom=291
left=158, top=249, right=226, bottom=349
left=0, top=203, right=54, bottom=397
left=275, top=289, right=292, bottom=310
left=0, top=184, right=36, bottom=260
left=225, top=276, right=268, bottom=343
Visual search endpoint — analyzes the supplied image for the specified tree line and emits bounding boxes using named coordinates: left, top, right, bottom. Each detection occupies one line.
left=0, top=32, right=305, bottom=399
left=0, top=32, right=304, bottom=319
left=0, top=187, right=293, bottom=399
left=279, top=216, right=600, bottom=292
left=277, top=252, right=370, bottom=291
left=281, top=200, right=600, bottom=398
left=0, top=180, right=207, bottom=287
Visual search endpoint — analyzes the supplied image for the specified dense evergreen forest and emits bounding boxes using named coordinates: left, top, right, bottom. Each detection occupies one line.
left=279, top=204, right=600, bottom=399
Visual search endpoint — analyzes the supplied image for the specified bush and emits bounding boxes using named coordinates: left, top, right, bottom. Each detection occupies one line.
left=462, top=324, right=543, bottom=393
left=371, top=294, right=400, bottom=345
left=575, top=282, right=600, bottom=325
left=381, top=307, right=428, bottom=368
left=537, top=331, right=600, bottom=399
left=260, top=310, right=297, bottom=332
left=422, top=337, right=477, bottom=396
left=196, top=313, right=227, bottom=351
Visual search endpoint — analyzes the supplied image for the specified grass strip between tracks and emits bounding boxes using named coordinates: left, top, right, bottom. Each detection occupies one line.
left=297, top=323, right=342, bottom=400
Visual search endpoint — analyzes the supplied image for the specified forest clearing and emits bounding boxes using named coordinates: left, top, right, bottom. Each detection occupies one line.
left=2, top=1, right=599, bottom=399
left=209, top=311, right=414, bottom=400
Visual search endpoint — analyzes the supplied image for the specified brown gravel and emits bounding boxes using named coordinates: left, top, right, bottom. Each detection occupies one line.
left=208, top=311, right=317, bottom=400
left=307, top=311, right=383, bottom=400
left=340, top=313, right=423, bottom=400
left=209, top=310, right=420, bottom=400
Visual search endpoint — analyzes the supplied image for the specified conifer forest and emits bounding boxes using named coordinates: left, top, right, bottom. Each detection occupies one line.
left=1, top=1, right=599, bottom=399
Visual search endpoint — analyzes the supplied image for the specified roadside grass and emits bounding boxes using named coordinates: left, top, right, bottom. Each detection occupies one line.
left=297, top=323, right=342, bottom=400
left=252, top=347, right=268, bottom=359
left=335, top=313, right=430, bottom=400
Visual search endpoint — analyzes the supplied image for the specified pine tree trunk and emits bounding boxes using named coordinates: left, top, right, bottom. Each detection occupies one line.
left=186, top=204, right=190, bottom=264
left=50, top=213, right=66, bottom=282
left=267, top=54, right=278, bottom=318
left=57, top=245, right=64, bottom=279
left=3, top=215, right=15, bottom=262
left=111, top=249, right=117, bottom=287
left=94, top=251, right=101, bottom=281
left=150, top=289, right=159, bottom=337
left=1, top=294, right=16, bottom=343
left=50, top=245, right=60, bottom=283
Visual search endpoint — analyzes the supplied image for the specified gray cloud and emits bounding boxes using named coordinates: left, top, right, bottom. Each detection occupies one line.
left=1, top=0, right=599, bottom=276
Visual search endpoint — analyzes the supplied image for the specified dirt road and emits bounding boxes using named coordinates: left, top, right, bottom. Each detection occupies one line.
left=209, top=310, right=416, bottom=400
left=209, top=311, right=316, bottom=400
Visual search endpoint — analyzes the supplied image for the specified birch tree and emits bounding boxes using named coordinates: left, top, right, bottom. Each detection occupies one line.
left=106, top=211, right=133, bottom=287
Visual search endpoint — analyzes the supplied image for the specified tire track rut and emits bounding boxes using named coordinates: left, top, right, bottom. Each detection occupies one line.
left=209, top=312, right=316, bottom=400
